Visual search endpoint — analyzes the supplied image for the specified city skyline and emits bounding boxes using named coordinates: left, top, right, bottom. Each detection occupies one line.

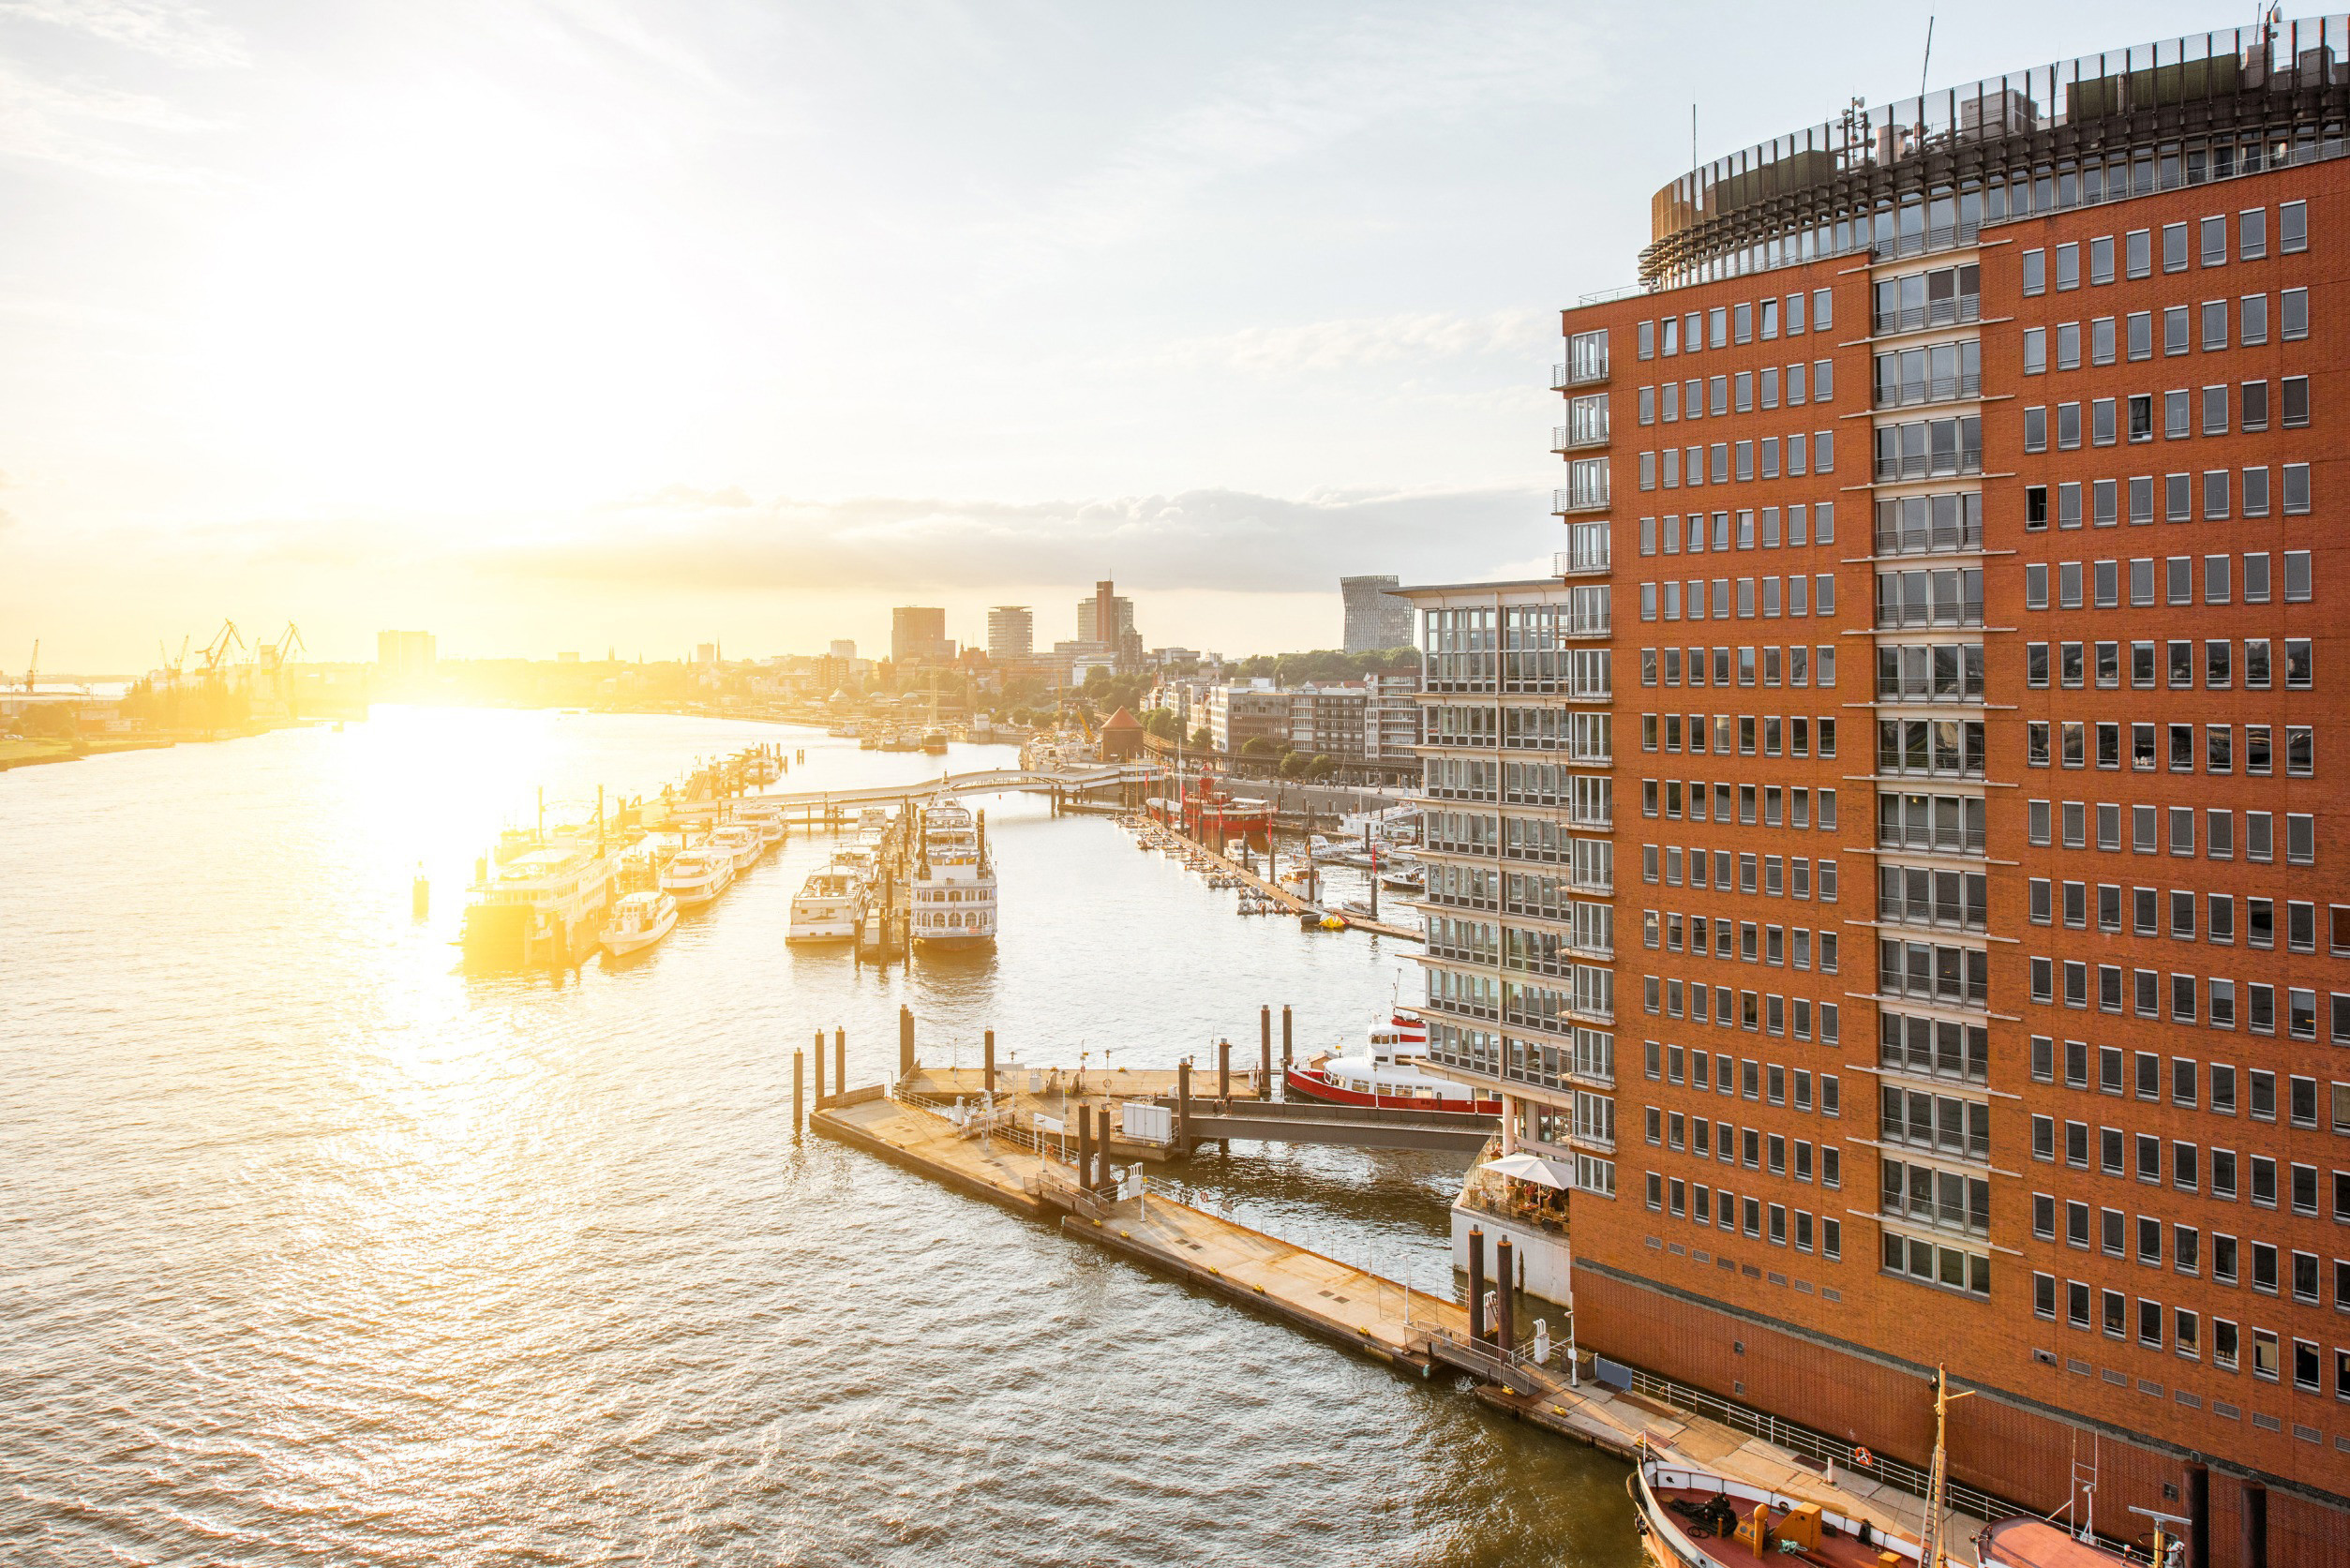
left=0, top=0, right=2241, bottom=671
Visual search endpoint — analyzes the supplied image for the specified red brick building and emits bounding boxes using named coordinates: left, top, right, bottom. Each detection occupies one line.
left=1407, top=18, right=2350, bottom=1561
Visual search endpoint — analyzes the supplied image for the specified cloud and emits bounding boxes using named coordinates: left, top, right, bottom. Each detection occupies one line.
left=0, top=0, right=248, bottom=67
left=460, top=484, right=1559, bottom=595
left=1160, top=308, right=1550, bottom=378
left=0, top=58, right=221, bottom=179
left=986, top=2, right=1598, bottom=262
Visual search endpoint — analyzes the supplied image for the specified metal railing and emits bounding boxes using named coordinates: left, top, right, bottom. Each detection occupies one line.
left=1875, top=596, right=1985, bottom=630
left=1878, top=825, right=1990, bottom=854
left=1873, top=370, right=1983, bottom=409
left=1874, top=448, right=1984, bottom=482
left=1874, top=516, right=1984, bottom=556
left=1872, top=294, right=1982, bottom=336
left=1623, top=1368, right=2007, bottom=1524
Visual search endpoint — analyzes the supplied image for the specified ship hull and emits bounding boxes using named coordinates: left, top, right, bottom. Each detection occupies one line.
left=1283, top=1067, right=1498, bottom=1116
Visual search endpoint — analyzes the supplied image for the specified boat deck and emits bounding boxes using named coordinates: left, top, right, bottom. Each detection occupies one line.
left=1652, top=1486, right=1900, bottom=1568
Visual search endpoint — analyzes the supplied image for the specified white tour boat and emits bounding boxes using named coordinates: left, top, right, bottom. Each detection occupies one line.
left=909, top=799, right=998, bottom=950
left=735, top=800, right=787, bottom=845
left=660, top=847, right=734, bottom=907
left=787, top=867, right=864, bottom=944
left=600, top=889, right=680, bottom=958
left=708, top=823, right=765, bottom=872
left=1286, top=1015, right=1498, bottom=1114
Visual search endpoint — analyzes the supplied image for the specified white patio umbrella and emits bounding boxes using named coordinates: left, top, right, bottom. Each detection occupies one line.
left=1482, top=1151, right=1566, bottom=1187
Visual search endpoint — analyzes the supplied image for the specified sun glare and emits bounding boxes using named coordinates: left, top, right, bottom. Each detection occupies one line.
left=191, top=89, right=714, bottom=512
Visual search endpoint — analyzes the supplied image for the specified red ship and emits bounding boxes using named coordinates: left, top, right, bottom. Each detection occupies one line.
left=1284, top=1013, right=1502, bottom=1115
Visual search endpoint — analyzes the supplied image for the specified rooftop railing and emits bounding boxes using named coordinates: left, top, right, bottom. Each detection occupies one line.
left=1652, top=17, right=2350, bottom=245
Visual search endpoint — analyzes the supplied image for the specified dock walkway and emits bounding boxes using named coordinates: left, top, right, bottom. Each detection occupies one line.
left=1142, top=822, right=1423, bottom=943
left=812, top=1091, right=1982, bottom=1563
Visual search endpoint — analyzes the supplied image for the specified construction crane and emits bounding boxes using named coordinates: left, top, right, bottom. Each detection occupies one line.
left=18, top=639, right=36, bottom=694
left=257, top=622, right=306, bottom=671
left=199, top=620, right=244, bottom=675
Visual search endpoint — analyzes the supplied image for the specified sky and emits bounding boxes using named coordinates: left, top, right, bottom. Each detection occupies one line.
left=0, top=0, right=2249, bottom=672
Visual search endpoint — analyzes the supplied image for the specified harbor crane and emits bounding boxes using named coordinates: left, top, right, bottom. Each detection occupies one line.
left=157, top=636, right=189, bottom=682
left=199, top=620, right=245, bottom=675
left=256, top=622, right=306, bottom=671
left=18, top=639, right=36, bottom=694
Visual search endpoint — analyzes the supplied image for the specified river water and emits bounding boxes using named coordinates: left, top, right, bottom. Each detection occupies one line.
left=0, top=708, right=1638, bottom=1566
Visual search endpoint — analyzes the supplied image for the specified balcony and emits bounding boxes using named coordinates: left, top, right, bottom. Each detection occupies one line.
left=1874, top=570, right=1983, bottom=630
left=1560, top=330, right=1609, bottom=388
left=1873, top=416, right=1983, bottom=483
left=1877, top=822, right=1988, bottom=856
left=1421, top=993, right=1500, bottom=1025
left=1460, top=1181, right=1573, bottom=1240
left=1554, top=524, right=1612, bottom=577
left=1874, top=513, right=1983, bottom=558
left=1872, top=293, right=1981, bottom=336
left=1553, top=457, right=1610, bottom=514
left=1873, top=369, right=1983, bottom=410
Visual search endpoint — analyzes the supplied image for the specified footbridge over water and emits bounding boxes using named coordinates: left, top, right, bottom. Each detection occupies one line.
left=1154, top=1096, right=1497, bottom=1155
left=667, top=763, right=1160, bottom=822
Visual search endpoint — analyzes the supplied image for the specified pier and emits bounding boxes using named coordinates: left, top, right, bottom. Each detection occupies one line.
left=810, top=1084, right=1984, bottom=1561
left=1130, top=818, right=1424, bottom=943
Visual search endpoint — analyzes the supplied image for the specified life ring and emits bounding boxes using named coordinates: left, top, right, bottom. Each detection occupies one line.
left=1851, top=1445, right=1875, bottom=1468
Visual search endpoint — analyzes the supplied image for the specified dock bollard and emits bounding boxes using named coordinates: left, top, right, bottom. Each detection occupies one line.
left=793, top=1050, right=804, bottom=1140
left=1466, top=1226, right=1487, bottom=1346
left=813, top=1030, right=826, bottom=1106
left=1494, top=1236, right=1516, bottom=1357
left=1259, top=1007, right=1271, bottom=1097
left=834, top=1028, right=846, bottom=1098
left=1176, top=1059, right=1190, bottom=1156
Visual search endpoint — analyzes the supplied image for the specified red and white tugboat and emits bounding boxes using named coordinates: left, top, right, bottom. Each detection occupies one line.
left=1285, top=1014, right=1500, bottom=1114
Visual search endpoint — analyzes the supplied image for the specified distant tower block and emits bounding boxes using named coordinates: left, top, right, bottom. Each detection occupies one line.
left=1340, top=575, right=1411, bottom=653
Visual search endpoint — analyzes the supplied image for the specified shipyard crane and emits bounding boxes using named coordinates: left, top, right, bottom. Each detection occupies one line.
left=18, top=639, right=36, bottom=694
left=199, top=620, right=245, bottom=674
left=157, top=635, right=189, bottom=681
left=257, top=621, right=306, bottom=670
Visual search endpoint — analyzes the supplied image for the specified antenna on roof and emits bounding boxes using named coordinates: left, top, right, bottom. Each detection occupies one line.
left=1918, top=14, right=1936, bottom=106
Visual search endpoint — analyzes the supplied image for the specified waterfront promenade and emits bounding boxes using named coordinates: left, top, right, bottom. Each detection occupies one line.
left=815, top=1090, right=1983, bottom=1562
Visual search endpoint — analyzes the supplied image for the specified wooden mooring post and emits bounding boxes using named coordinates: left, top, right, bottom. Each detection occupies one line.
left=813, top=1029, right=826, bottom=1106
left=1466, top=1225, right=1487, bottom=1345
left=1259, top=1007, right=1271, bottom=1096
left=1175, top=1058, right=1191, bottom=1155
left=898, top=1005, right=914, bottom=1080
left=834, top=1028, right=846, bottom=1098
left=793, top=1049, right=804, bottom=1140
left=983, top=1028, right=995, bottom=1095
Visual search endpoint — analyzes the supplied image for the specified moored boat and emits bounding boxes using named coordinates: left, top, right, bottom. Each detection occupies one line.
left=1286, top=1019, right=1495, bottom=1113
left=460, top=830, right=626, bottom=969
left=787, top=867, right=863, bottom=944
left=660, top=846, right=734, bottom=907
left=909, top=798, right=998, bottom=950
left=709, top=823, right=764, bottom=871
left=1631, top=1454, right=1923, bottom=1568
left=600, top=889, right=679, bottom=957
left=735, top=800, right=787, bottom=845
